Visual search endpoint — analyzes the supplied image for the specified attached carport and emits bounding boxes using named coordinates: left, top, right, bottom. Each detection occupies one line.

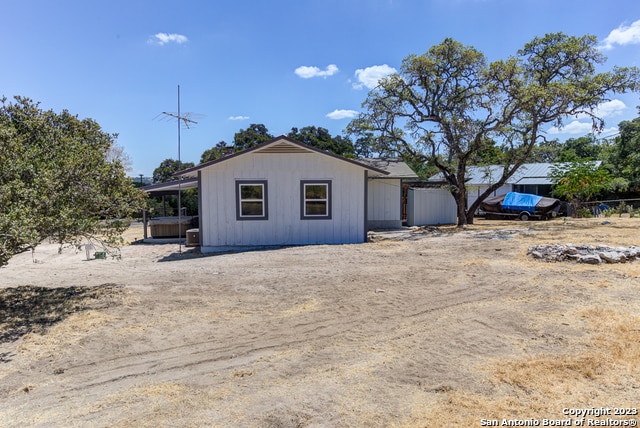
left=139, top=178, right=199, bottom=240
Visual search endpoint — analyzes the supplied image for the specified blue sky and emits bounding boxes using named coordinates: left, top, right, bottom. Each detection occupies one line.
left=2, top=0, right=640, bottom=177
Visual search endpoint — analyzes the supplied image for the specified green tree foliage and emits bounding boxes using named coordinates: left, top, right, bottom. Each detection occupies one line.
left=469, top=139, right=506, bottom=165
left=345, top=121, right=437, bottom=177
left=550, top=161, right=627, bottom=215
left=527, top=139, right=562, bottom=163
left=200, top=141, right=232, bottom=163
left=145, top=191, right=198, bottom=217
left=527, top=135, right=608, bottom=164
left=233, top=124, right=273, bottom=151
left=606, top=115, right=640, bottom=191
left=149, top=158, right=197, bottom=217
left=287, top=126, right=356, bottom=157
left=347, top=34, right=640, bottom=226
left=0, top=96, right=146, bottom=266
left=152, top=158, right=195, bottom=183
left=345, top=120, right=401, bottom=158
left=556, top=135, right=602, bottom=162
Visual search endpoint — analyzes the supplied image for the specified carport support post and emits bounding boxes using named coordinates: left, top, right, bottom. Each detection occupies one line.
left=364, top=170, right=368, bottom=242
left=142, top=209, right=148, bottom=239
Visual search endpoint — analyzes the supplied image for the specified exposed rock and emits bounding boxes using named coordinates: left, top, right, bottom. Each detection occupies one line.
left=580, top=254, right=603, bottom=264
left=599, top=251, right=625, bottom=264
left=528, top=244, right=640, bottom=264
left=474, top=229, right=523, bottom=240
left=530, top=251, right=544, bottom=259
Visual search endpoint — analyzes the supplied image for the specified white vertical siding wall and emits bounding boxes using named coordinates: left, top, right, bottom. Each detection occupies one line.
left=367, top=178, right=402, bottom=229
left=199, top=151, right=367, bottom=249
left=407, top=188, right=457, bottom=226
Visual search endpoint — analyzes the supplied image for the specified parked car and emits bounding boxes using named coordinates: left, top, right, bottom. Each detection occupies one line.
left=479, top=192, right=561, bottom=221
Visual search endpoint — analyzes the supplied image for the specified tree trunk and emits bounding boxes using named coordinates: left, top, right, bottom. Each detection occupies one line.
left=466, top=210, right=475, bottom=225
left=454, top=188, right=468, bottom=227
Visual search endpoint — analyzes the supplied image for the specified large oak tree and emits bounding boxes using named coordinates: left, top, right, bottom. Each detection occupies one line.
left=348, top=33, right=639, bottom=226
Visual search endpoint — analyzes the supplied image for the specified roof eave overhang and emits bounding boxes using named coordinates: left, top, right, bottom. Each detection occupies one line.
left=174, top=135, right=390, bottom=178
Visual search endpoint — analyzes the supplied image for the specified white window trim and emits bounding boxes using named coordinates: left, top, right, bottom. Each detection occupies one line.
left=301, top=180, right=331, bottom=220
left=236, top=180, right=268, bottom=220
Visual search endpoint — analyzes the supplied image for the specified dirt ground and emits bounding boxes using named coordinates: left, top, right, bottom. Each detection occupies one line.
left=1, top=218, right=639, bottom=427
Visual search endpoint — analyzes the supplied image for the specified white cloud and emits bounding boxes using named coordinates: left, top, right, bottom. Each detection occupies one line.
left=565, top=99, right=627, bottom=124
left=353, top=64, right=397, bottom=90
left=600, top=19, right=640, bottom=50
left=547, top=121, right=618, bottom=136
left=228, top=115, right=250, bottom=121
left=547, top=120, right=594, bottom=135
left=149, top=32, right=189, bottom=46
left=326, top=109, right=359, bottom=120
left=294, top=64, right=339, bottom=79
left=558, top=99, right=628, bottom=133
left=593, top=99, right=627, bottom=118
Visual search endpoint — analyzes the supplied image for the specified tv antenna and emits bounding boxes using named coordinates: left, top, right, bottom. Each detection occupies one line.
left=157, top=84, right=201, bottom=253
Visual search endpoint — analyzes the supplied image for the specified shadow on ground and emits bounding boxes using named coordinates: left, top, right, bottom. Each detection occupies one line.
left=156, top=246, right=291, bottom=262
left=0, top=284, right=123, bottom=345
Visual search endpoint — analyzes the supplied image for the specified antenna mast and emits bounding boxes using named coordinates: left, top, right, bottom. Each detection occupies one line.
left=160, top=85, right=197, bottom=253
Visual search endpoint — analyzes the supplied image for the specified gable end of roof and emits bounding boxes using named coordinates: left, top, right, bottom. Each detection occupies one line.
left=254, top=140, right=314, bottom=154
left=175, top=135, right=389, bottom=177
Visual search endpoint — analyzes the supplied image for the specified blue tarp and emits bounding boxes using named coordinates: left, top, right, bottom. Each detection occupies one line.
left=501, top=192, right=543, bottom=213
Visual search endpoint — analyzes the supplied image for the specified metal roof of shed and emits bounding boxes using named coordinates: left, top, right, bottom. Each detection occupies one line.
left=430, top=162, right=600, bottom=186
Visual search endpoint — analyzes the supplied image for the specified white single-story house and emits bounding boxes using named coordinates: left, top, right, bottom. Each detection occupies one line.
left=168, top=136, right=417, bottom=252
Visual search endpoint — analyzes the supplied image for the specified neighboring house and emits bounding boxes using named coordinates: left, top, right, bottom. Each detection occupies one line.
left=429, top=163, right=561, bottom=211
left=169, top=136, right=416, bottom=252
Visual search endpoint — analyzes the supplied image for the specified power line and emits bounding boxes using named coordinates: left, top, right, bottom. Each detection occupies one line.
left=598, top=131, right=620, bottom=140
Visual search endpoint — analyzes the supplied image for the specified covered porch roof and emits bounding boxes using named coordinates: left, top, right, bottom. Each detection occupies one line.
left=140, top=178, right=199, bottom=197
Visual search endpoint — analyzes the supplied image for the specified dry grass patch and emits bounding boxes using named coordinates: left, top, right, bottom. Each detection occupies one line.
left=280, top=299, right=319, bottom=317
left=85, top=383, right=231, bottom=428
left=578, top=307, right=640, bottom=370
left=0, top=284, right=124, bottom=344
left=14, top=310, right=115, bottom=357
left=461, top=258, right=489, bottom=267
left=396, top=307, right=640, bottom=427
left=367, top=239, right=408, bottom=254
left=513, top=217, right=640, bottom=246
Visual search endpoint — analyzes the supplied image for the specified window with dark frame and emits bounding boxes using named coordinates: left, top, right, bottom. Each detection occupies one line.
left=236, top=180, right=268, bottom=220
left=301, top=180, right=331, bottom=219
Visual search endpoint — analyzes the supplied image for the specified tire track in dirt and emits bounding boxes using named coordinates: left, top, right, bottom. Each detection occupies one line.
left=12, top=272, right=522, bottom=409
left=7, top=221, right=632, bottom=426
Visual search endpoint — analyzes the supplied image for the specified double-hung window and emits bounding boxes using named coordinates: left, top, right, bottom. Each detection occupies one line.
left=301, top=180, right=331, bottom=220
left=236, top=180, right=268, bottom=220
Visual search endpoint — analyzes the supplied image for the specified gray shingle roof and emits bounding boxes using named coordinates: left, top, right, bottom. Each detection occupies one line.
left=356, top=158, right=419, bottom=179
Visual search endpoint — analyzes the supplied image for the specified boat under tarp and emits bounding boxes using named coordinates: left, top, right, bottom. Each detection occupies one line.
left=480, top=192, right=560, bottom=215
